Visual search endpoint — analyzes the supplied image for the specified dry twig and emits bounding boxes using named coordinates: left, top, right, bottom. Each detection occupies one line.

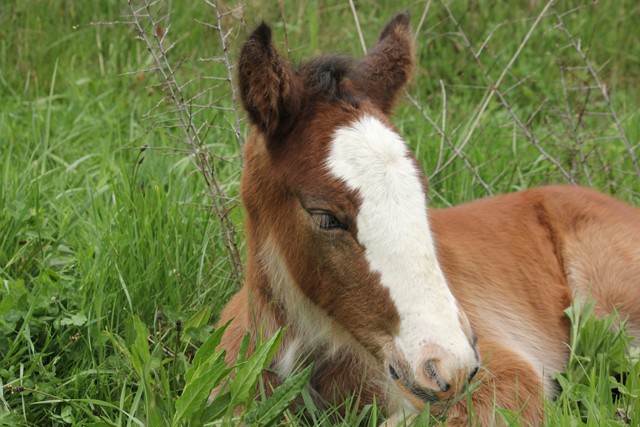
left=125, top=0, right=243, bottom=281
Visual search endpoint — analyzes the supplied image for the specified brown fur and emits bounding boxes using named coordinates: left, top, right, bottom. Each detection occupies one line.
left=351, top=12, right=415, bottom=114
left=215, top=12, right=640, bottom=425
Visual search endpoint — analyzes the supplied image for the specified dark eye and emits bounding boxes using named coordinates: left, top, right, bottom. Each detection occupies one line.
left=309, top=210, right=347, bottom=231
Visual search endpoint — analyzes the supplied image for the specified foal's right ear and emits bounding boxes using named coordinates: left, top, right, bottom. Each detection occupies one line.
left=238, top=23, right=302, bottom=137
left=352, top=12, right=414, bottom=114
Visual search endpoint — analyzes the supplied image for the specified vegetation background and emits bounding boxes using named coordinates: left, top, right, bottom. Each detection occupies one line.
left=1, top=0, right=639, bottom=425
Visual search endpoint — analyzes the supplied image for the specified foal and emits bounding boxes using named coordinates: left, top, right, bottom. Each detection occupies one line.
left=216, top=12, right=640, bottom=425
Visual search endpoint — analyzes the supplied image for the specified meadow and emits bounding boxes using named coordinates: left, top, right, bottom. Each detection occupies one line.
left=1, top=0, right=639, bottom=425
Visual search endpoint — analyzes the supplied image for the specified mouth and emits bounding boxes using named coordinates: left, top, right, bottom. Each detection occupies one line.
left=388, top=364, right=440, bottom=406
left=405, top=382, right=440, bottom=404
left=383, top=338, right=480, bottom=413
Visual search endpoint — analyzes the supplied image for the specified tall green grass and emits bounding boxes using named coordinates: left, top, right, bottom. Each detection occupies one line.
left=1, top=1, right=639, bottom=425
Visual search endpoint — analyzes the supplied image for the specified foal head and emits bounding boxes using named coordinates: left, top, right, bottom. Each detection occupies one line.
left=238, top=12, right=479, bottom=414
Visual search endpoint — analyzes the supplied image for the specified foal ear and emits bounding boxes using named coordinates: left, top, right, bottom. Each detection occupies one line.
left=238, top=23, right=302, bottom=137
left=352, top=12, right=414, bottom=114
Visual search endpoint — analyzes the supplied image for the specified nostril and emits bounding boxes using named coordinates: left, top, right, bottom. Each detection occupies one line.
left=469, top=365, right=479, bottom=382
left=425, top=360, right=438, bottom=379
left=425, top=360, right=450, bottom=392
left=389, top=364, right=400, bottom=380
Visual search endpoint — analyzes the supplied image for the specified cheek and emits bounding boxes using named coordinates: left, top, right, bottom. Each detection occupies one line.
left=291, top=233, right=401, bottom=353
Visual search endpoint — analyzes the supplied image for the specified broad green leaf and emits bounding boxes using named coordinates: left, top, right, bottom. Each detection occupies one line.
left=201, top=391, right=232, bottom=422
left=237, top=331, right=251, bottom=363
left=173, top=354, right=230, bottom=425
left=130, top=316, right=151, bottom=376
left=183, top=305, right=213, bottom=342
left=187, top=322, right=228, bottom=382
left=230, top=329, right=284, bottom=404
left=60, top=312, right=88, bottom=327
left=173, top=326, right=232, bottom=425
left=245, top=364, right=313, bottom=426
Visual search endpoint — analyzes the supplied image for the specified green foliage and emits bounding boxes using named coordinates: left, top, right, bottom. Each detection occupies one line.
left=547, top=300, right=640, bottom=426
left=244, top=365, right=312, bottom=426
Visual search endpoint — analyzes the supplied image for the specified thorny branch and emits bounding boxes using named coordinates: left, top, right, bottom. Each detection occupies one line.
left=111, top=0, right=638, bottom=288
left=204, top=0, right=245, bottom=154
left=439, top=0, right=576, bottom=183
left=126, top=0, right=243, bottom=281
left=552, top=6, right=640, bottom=177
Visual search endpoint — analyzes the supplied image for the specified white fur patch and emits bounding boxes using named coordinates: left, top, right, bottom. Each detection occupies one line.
left=326, top=115, right=477, bottom=379
left=259, top=238, right=357, bottom=376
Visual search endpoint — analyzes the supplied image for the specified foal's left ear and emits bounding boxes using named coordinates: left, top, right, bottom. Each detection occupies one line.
left=238, top=23, right=302, bottom=137
left=352, top=12, right=414, bottom=114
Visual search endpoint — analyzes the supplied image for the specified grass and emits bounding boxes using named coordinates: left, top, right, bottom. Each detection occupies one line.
left=1, top=0, right=639, bottom=425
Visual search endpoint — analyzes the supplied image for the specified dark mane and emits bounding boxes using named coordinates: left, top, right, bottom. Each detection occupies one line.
left=299, top=54, right=359, bottom=105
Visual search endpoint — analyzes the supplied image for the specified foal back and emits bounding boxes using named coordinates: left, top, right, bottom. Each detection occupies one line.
left=434, top=185, right=640, bottom=376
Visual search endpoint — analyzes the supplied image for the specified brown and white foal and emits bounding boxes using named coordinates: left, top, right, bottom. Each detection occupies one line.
left=216, top=12, right=640, bottom=425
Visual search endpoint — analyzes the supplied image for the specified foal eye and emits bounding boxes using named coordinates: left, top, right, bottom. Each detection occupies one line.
left=309, top=210, right=347, bottom=231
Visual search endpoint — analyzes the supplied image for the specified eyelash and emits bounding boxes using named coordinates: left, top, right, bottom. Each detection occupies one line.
left=309, top=210, right=348, bottom=231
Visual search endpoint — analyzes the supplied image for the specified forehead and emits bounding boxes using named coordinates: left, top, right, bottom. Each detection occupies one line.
left=270, top=54, right=398, bottom=169
left=326, top=115, right=417, bottom=190
left=268, top=102, right=360, bottom=182
left=271, top=109, right=422, bottom=206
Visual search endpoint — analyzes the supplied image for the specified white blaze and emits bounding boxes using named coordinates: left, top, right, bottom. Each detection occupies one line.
left=326, top=115, right=474, bottom=377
